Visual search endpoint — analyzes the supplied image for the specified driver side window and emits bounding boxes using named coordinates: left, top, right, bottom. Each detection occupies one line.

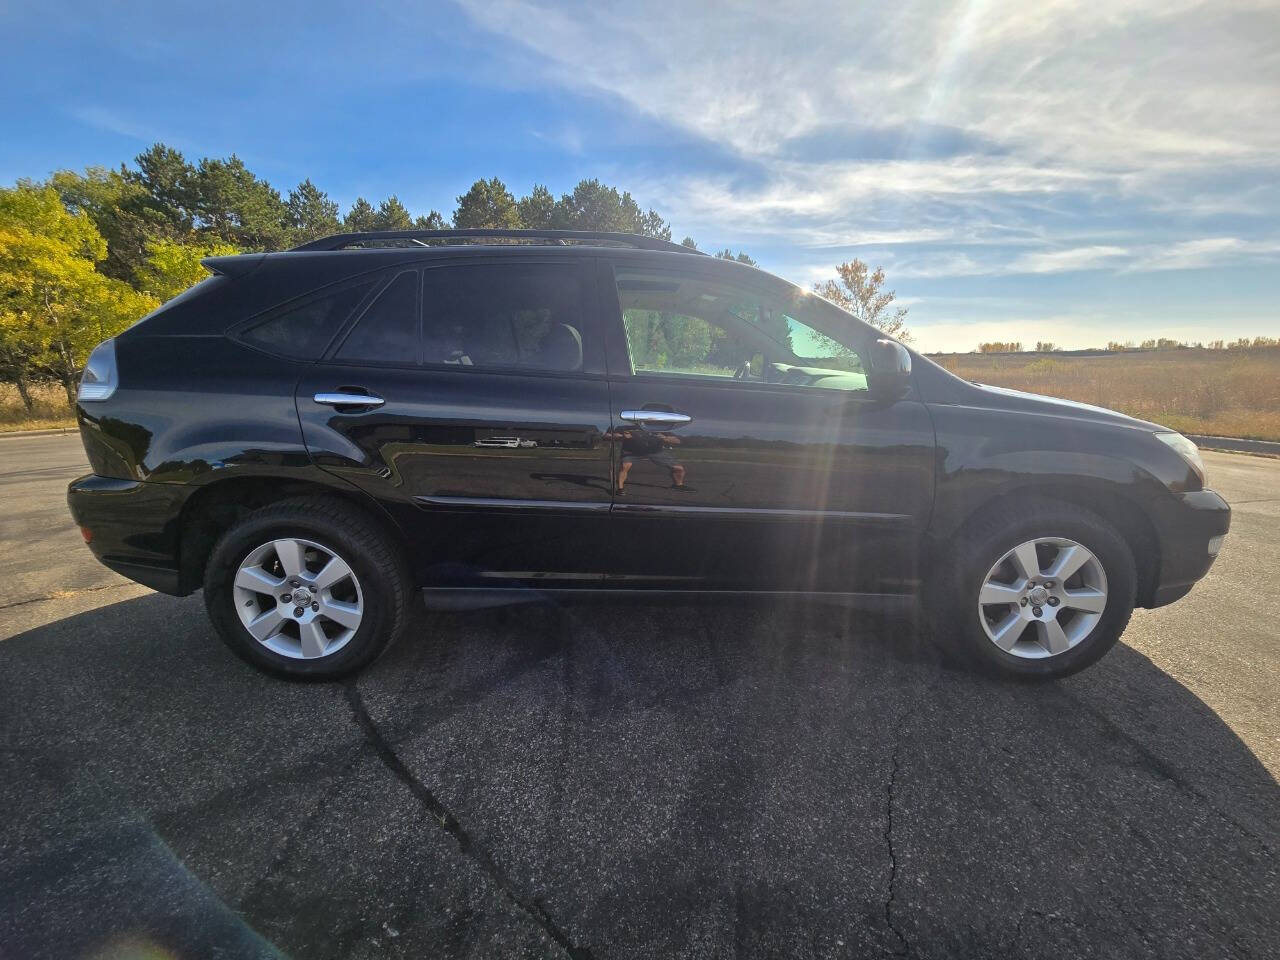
left=615, top=268, right=870, bottom=393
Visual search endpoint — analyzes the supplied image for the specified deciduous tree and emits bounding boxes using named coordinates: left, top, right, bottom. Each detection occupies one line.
left=813, top=260, right=911, bottom=342
left=50, top=167, right=168, bottom=283
left=136, top=238, right=239, bottom=302
left=0, top=185, right=156, bottom=405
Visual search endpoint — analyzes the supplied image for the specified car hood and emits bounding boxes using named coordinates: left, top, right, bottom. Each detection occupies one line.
left=970, top=382, right=1166, bottom=432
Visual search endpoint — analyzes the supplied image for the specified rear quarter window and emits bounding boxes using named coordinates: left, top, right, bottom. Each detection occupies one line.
left=239, top=281, right=376, bottom=359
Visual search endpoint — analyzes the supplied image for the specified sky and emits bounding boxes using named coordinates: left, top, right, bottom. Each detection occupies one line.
left=2, top=0, right=1278, bottom=352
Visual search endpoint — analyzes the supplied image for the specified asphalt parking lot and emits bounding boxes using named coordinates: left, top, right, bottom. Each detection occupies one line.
left=2, top=433, right=1277, bottom=959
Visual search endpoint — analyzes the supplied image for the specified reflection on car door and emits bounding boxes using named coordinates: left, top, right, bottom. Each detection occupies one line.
left=296, top=257, right=616, bottom=587
left=597, top=257, right=937, bottom=595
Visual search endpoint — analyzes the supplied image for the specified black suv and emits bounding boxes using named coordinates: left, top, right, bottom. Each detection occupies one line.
left=67, top=229, right=1230, bottom=680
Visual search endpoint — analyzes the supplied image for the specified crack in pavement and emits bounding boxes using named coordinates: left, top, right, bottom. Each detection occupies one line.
left=0, top=581, right=135, bottom=611
left=341, top=680, right=594, bottom=960
left=236, top=738, right=367, bottom=923
left=883, top=729, right=909, bottom=957
left=885, top=686, right=936, bottom=960
left=882, top=668, right=943, bottom=958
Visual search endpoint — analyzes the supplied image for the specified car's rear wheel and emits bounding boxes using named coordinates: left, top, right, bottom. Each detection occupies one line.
left=204, top=497, right=412, bottom=679
left=933, top=498, right=1136, bottom=679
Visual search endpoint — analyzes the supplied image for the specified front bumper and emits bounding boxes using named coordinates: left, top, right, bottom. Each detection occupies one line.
left=67, top=474, right=190, bottom=595
left=1143, top=488, right=1231, bottom=608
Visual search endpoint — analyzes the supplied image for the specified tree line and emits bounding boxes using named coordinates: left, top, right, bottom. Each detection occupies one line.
left=0, top=141, right=908, bottom=410
left=975, top=336, right=1280, bottom=354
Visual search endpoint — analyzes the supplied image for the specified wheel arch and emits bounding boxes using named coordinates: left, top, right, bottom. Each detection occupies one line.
left=176, top=474, right=407, bottom=594
left=926, top=480, right=1162, bottom=608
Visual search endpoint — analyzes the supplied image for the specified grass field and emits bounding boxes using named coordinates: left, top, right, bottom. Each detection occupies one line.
left=4, top=347, right=1279, bottom=440
left=932, top=347, right=1280, bottom=441
left=0, top=383, right=76, bottom=433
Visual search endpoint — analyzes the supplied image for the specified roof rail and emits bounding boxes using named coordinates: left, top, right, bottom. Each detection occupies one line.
left=290, top=228, right=704, bottom=255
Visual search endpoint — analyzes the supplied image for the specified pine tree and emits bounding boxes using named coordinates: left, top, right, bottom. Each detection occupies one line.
left=373, top=195, right=413, bottom=230
left=453, top=178, right=520, bottom=229
left=287, top=179, right=340, bottom=242
left=344, top=197, right=378, bottom=233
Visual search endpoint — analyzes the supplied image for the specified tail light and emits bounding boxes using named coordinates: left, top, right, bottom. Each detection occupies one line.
left=78, top=339, right=119, bottom=402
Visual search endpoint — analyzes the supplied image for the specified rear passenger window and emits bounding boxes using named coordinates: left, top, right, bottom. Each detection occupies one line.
left=240, top=281, right=375, bottom=358
left=335, top=271, right=419, bottom=363
left=421, top=264, right=588, bottom=373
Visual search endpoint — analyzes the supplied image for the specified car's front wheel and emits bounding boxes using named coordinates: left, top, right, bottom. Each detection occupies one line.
left=203, top=497, right=412, bottom=679
left=934, top=499, right=1137, bottom=679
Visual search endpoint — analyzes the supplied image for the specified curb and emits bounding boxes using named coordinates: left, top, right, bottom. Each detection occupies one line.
left=0, top=426, right=77, bottom=440
left=1186, top=434, right=1280, bottom=455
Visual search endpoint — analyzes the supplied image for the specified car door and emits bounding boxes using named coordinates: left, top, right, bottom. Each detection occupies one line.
left=597, top=256, right=936, bottom=595
left=296, top=255, right=616, bottom=587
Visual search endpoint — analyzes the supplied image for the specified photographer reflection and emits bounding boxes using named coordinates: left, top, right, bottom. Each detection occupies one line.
left=608, top=425, right=688, bottom=494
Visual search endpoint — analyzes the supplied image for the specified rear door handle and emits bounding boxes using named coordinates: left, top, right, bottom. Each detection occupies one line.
left=620, top=409, right=692, bottom=426
left=314, top=391, right=385, bottom=408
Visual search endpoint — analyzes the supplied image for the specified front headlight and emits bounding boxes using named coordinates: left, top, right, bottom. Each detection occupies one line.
left=1155, top=432, right=1205, bottom=485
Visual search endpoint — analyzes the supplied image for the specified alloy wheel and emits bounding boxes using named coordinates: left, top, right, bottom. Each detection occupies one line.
left=977, top=537, right=1108, bottom=659
left=232, top=537, right=364, bottom=660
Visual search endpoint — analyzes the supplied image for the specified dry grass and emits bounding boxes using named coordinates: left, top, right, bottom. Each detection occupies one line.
left=931, top=347, right=1280, bottom=441
left=0, top=383, right=76, bottom=432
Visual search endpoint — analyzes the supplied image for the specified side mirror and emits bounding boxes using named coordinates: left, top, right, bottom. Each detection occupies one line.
left=866, top=339, right=912, bottom=399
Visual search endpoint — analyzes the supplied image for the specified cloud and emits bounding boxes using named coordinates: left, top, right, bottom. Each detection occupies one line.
left=529, top=125, right=585, bottom=156
left=1007, top=246, right=1130, bottom=274
left=456, top=0, right=1280, bottom=168
left=1125, top=237, right=1280, bottom=272
left=67, top=106, right=155, bottom=141
left=851, top=236, right=1280, bottom=280
left=453, top=0, right=1280, bottom=282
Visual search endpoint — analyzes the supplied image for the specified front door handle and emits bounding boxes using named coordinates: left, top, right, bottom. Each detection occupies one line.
left=620, top=409, right=692, bottom=426
left=314, top=391, right=385, bottom=408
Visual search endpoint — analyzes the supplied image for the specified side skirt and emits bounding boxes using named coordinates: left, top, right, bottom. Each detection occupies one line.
left=420, top=585, right=918, bottom=613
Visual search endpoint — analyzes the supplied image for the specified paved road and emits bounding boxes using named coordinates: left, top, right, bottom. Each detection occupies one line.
left=2, top=434, right=1277, bottom=959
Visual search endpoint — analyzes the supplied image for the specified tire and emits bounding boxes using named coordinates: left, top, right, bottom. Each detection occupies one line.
left=203, top=496, right=413, bottom=680
left=931, top=497, right=1136, bottom=680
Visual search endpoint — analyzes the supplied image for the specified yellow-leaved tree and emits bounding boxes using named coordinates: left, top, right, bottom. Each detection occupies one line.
left=136, top=237, right=239, bottom=303
left=813, top=259, right=911, bottom=343
left=0, top=184, right=158, bottom=407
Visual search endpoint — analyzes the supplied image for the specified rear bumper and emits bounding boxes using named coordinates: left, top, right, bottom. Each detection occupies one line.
left=67, top=474, right=191, bottom=596
left=1143, top=488, right=1230, bottom=608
